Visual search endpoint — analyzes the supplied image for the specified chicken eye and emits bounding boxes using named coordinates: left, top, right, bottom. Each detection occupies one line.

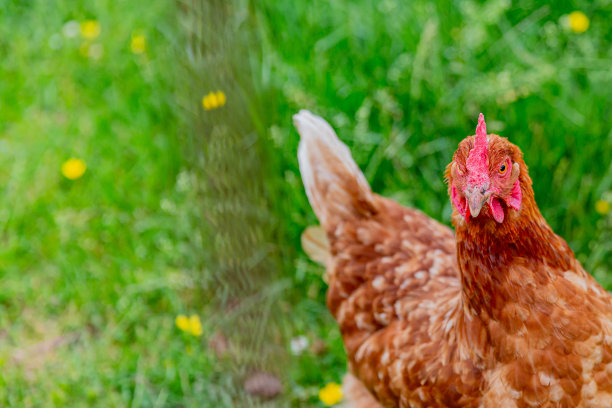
left=453, top=162, right=464, bottom=176
left=499, top=164, right=507, bottom=175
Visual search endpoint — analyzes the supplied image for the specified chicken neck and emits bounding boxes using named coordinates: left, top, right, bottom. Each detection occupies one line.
left=452, top=186, right=582, bottom=367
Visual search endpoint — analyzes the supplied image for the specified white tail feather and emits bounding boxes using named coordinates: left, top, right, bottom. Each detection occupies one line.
left=294, top=110, right=376, bottom=229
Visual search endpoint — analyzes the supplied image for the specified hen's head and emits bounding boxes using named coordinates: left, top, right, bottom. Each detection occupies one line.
left=446, top=113, right=526, bottom=224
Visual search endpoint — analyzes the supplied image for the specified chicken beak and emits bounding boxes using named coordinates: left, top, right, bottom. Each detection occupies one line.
left=465, top=185, right=491, bottom=218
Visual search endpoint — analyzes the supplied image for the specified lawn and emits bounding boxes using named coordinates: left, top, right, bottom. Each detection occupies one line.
left=0, top=1, right=211, bottom=406
left=0, top=0, right=610, bottom=407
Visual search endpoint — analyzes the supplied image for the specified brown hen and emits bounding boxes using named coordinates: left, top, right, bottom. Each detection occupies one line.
left=294, top=110, right=612, bottom=408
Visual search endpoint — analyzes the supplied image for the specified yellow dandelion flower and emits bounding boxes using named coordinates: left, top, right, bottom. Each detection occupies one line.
left=81, top=20, right=101, bottom=40
left=215, top=91, right=226, bottom=107
left=188, top=314, right=203, bottom=336
left=569, top=11, right=589, bottom=33
left=202, top=91, right=226, bottom=110
left=61, top=158, right=87, bottom=180
left=202, top=92, right=217, bottom=110
left=319, top=382, right=343, bottom=406
left=131, top=34, right=146, bottom=54
left=595, top=200, right=610, bottom=216
left=175, top=314, right=190, bottom=332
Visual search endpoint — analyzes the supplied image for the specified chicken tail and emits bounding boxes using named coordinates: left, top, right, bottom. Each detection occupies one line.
left=294, top=110, right=377, bottom=230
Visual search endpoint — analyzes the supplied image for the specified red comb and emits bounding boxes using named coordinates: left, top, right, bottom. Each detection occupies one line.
left=475, top=113, right=487, bottom=152
left=465, top=113, right=489, bottom=186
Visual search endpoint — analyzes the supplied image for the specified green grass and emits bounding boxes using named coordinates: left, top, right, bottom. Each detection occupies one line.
left=0, top=0, right=610, bottom=406
left=0, top=1, right=213, bottom=406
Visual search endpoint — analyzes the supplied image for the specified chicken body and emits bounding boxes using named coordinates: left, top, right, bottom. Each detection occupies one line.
left=294, top=110, right=612, bottom=408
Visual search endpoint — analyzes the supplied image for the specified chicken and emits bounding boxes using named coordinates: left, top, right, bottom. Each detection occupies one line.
left=294, top=110, right=612, bottom=408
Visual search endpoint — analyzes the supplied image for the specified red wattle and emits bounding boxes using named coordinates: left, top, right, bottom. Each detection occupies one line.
left=489, top=197, right=505, bottom=223
left=452, top=185, right=467, bottom=218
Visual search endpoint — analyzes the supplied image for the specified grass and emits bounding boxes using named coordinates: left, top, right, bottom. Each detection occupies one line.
left=0, top=0, right=611, bottom=406
left=0, top=0, right=213, bottom=406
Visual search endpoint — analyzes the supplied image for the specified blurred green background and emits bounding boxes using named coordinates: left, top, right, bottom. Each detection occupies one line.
left=0, top=0, right=610, bottom=406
